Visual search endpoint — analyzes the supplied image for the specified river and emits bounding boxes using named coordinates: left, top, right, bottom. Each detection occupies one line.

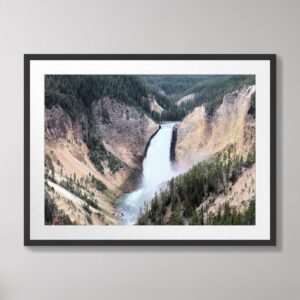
left=117, top=122, right=180, bottom=225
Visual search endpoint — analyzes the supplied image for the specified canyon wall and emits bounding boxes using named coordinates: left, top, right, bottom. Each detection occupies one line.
left=175, top=85, right=255, bottom=167
left=45, top=98, right=159, bottom=225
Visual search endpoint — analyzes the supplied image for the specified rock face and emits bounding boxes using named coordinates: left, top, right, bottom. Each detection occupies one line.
left=45, top=98, right=159, bottom=225
left=176, top=93, right=195, bottom=106
left=173, top=85, right=256, bottom=216
left=199, top=163, right=256, bottom=219
left=91, top=97, right=159, bottom=169
left=175, top=85, right=255, bottom=166
left=149, top=99, right=164, bottom=114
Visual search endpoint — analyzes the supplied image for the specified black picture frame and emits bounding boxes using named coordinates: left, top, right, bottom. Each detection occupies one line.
left=24, top=54, right=276, bottom=246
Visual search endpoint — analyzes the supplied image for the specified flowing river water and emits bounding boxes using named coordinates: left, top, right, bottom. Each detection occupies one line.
left=117, top=122, right=181, bottom=225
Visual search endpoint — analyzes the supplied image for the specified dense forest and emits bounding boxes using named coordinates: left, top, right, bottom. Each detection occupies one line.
left=46, top=74, right=255, bottom=123
left=140, top=75, right=218, bottom=97
left=45, top=75, right=182, bottom=122
left=179, top=75, right=255, bottom=116
left=138, top=145, right=255, bottom=225
left=46, top=75, right=149, bottom=116
left=142, top=74, right=255, bottom=118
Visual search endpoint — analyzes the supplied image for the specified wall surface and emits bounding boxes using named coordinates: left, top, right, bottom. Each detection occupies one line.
left=0, top=0, right=299, bottom=299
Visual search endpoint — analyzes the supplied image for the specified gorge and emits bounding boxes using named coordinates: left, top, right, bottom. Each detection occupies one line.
left=44, top=74, right=256, bottom=226
left=117, top=122, right=180, bottom=225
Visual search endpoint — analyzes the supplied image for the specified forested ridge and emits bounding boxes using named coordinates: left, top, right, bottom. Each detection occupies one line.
left=140, top=75, right=217, bottom=97
left=179, top=75, right=255, bottom=116
left=138, top=145, right=255, bottom=225
left=142, top=75, right=255, bottom=119
left=46, top=74, right=255, bottom=123
left=46, top=75, right=149, bottom=118
left=45, top=75, right=182, bottom=122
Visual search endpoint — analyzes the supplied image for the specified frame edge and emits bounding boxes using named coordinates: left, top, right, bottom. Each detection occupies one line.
left=24, top=55, right=31, bottom=246
left=24, top=54, right=277, bottom=246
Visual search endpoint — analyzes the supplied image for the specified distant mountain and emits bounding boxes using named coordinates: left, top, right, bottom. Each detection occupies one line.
left=140, top=75, right=216, bottom=97
left=141, top=74, right=255, bottom=118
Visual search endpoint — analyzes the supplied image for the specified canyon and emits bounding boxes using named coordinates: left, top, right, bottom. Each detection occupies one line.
left=139, top=85, right=256, bottom=225
left=44, top=75, right=256, bottom=225
left=45, top=97, right=159, bottom=225
left=174, top=85, right=255, bottom=166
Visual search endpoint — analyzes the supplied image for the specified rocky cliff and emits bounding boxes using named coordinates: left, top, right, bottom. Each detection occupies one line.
left=45, top=98, right=159, bottom=225
left=91, top=97, right=159, bottom=169
left=173, top=85, right=256, bottom=217
left=149, top=98, right=164, bottom=114
left=176, top=93, right=195, bottom=106
left=198, top=163, right=255, bottom=221
left=174, top=85, right=255, bottom=166
left=138, top=86, right=256, bottom=225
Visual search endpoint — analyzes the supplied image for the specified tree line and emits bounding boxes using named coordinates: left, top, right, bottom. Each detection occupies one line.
left=179, top=75, right=255, bottom=117
left=138, top=145, right=255, bottom=225
left=45, top=75, right=185, bottom=122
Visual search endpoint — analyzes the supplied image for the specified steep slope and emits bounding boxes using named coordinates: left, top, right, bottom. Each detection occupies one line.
left=140, top=75, right=209, bottom=97
left=45, top=101, right=159, bottom=225
left=138, top=85, right=256, bottom=225
left=91, top=97, right=159, bottom=169
left=198, top=163, right=255, bottom=223
left=174, top=85, right=255, bottom=166
left=149, top=99, right=164, bottom=114
left=179, top=75, right=255, bottom=116
left=138, top=146, right=256, bottom=225
left=176, top=93, right=195, bottom=106
left=45, top=75, right=160, bottom=225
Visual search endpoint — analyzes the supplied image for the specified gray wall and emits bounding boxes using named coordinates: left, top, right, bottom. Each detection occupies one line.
left=0, top=0, right=298, bottom=299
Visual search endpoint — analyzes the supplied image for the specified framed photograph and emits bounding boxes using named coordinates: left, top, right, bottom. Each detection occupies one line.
left=24, top=54, right=276, bottom=246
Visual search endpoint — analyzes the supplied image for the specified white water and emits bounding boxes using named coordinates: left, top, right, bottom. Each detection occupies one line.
left=117, top=122, right=180, bottom=225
